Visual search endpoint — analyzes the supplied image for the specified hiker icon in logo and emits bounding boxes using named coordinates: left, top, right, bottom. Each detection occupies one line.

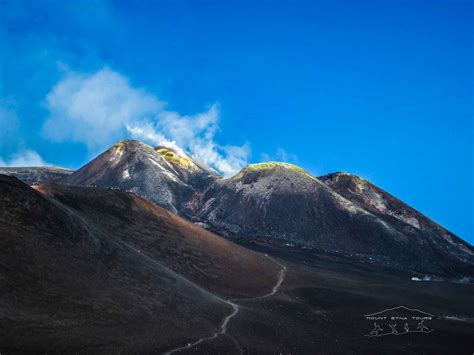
left=389, top=324, right=398, bottom=334
left=417, top=320, right=430, bottom=332
left=364, top=306, right=434, bottom=337
left=369, top=322, right=383, bottom=336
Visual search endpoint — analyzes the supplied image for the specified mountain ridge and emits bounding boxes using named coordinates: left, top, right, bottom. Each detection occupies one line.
left=3, top=139, right=470, bottom=275
left=319, top=172, right=473, bottom=259
left=1, top=139, right=474, bottom=353
left=187, top=157, right=473, bottom=276
left=0, top=166, right=73, bottom=184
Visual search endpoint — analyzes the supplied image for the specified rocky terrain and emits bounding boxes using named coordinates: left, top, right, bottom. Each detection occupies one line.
left=62, top=140, right=217, bottom=214
left=189, top=162, right=473, bottom=276
left=1, top=139, right=473, bottom=353
left=58, top=143, right=473, bottom=278
left=0, top=166, right=73, bottom=184
left=0, top=175, right=279, bottom=352
left=319, top=172, right=474, bottom=264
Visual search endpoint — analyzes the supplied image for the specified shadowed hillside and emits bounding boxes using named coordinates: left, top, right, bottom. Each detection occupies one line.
left=0, top=175, right=278, bottom=352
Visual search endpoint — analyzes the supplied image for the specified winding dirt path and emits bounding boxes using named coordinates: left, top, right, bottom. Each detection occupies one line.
left=164, top=256, right=287, bottom=354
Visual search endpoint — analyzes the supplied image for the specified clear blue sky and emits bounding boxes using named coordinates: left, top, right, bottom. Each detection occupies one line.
left=0, top=0, right=472, bottom=243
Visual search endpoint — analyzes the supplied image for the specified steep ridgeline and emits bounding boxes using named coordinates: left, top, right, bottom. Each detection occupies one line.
left=319, top=172, right=474, bottom=266
left=189, top=162, right=474, bottom=276
left=62, top=140, right=217, bottom=214
left=0, top=166, right=73, bottom=185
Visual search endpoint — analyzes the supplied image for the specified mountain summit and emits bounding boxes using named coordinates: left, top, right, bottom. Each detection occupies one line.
left=62, top=140, right=217, bottom=214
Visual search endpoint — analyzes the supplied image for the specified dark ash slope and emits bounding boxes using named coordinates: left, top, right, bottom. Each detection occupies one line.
left=190, top=163, right=473, bottom=276
left=320, top=172, right=474, bottom=264
left=0, top=175, right=278, bottom=352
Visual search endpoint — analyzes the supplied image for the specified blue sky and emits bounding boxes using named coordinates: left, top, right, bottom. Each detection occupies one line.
left=0, top=0, right=472, bottom=242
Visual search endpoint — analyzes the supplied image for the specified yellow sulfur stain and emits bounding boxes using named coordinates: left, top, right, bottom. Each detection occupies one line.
left=156, top=148, right=199, bottom=171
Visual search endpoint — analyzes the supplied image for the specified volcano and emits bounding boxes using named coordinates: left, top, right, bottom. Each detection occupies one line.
left=1, top=142, right=473, bottom=353
left=62, top=140, right=217, bottom=214
left=189, top=162, right=474, bottom=276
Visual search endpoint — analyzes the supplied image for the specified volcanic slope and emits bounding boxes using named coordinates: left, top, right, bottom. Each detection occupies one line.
left=190, top=162, right=474, bottom=276
left=62, top=140, right=217, bottom=214
left=319, top=172, right=473, bottom=264
left=0, top=175, right=279, bottom=352
left=0, top=166, right=73, bottom=184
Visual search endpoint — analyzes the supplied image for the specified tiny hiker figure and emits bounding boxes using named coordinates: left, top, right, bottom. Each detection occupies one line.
left=389, top=324, right=398, bottom=334
left=370, top=322, right=383, bottom=336
left=417, top=320, right=429, bottom=332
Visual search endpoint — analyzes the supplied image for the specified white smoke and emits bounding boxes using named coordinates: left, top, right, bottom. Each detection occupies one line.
left=125, top=123, right=187, bottom=157
left=126, top=103, right=250, bottom=176
left=43, top=67, right=249, bottom=176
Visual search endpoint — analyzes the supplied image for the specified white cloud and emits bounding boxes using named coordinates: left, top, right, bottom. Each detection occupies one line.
left=43, top=68, right=162, bottom=150
left=43, top=67, right=250, bottom=176
left=0, top=149, right=48, bottom=167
